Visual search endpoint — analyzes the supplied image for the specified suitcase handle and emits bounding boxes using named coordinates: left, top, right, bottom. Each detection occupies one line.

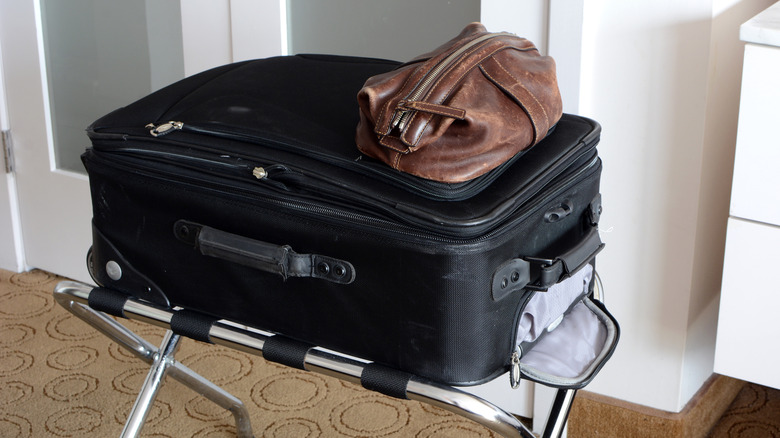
left=526, top=226, right=604, bottom=290
left=492, top=225, right=604, bottom=300
left=173, top=220, right=356, bottom=284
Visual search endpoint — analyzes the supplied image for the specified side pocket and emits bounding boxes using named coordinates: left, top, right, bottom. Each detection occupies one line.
left=511, top=264, right=620, bottom=389
left=518, top=296, right=619, bottom=389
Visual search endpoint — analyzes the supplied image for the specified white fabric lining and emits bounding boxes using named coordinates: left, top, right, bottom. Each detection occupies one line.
left=520, top=299, right=608, bottom=380
left=516, top=264, right=593, bottom=345
left=514, top=264, right=616, bottom=385
left=519, top=298, right=617, bottom=386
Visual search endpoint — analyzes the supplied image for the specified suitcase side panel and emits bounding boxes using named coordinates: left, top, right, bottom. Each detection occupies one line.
left=83, top=147, right=602, bottom=385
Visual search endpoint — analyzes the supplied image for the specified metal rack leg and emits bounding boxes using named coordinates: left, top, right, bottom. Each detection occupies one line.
left=541, top=388, right=577, bottom=438
left=166, top=357, right=255, bottom=436
left=54, top=281, right=544, bottom=438
left=122, top=330, right=181, bottom=437
left=53, top=291, right=254, bottom=438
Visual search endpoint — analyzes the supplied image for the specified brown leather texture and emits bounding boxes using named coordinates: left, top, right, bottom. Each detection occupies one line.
left=356, top=23, right=562, bottom=183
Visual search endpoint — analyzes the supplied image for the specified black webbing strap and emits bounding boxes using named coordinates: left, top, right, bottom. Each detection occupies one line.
left=360, top=363, right=412, bottom=400
left=262, top=335, right=314, bottom=370
left=170, top=309, right=217, bottom=343
left=87, top=287, right=129, bottom=318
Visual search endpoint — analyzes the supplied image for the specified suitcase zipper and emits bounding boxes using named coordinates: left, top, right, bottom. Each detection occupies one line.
left=146, top=121, right=183, bottom=137
left=138, top=121, right=467, bottom=200
left=98, top=145, right=268, bottom=181
left=510, top=346, right=522, bottom=389
left=390, top=32, right=515, bottom=131
left=139, top=118, right=597, bottom=202
left=87, top=143, right=599, bottom=243
left=395, top=151, right=599, bottom=229
left=143, top=121, right=348, bottom=175
left=144, top=118, right=503, bottom=200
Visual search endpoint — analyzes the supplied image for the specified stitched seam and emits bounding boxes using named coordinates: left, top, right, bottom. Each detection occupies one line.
left=378, top=135, right=410, bottom=153
left=492, top=56, right=549, bottom=132
left=405, top=44, right=516, bottom=146
left=401, top=38, right=503, bottom=146
left=405, top=101, right=465, bottom=119
left=392, top=151, right=402, bottom=169
left=423, top=41, right=528, bottom=105
left=374, top=59, right=440, bottom=136
left=478, top=62, right=539, bottom=143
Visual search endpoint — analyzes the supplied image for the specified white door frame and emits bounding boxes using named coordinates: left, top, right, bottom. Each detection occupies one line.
left=0, top=0, right=94, bottom=281
left=0, top=40, right=26, bottom=273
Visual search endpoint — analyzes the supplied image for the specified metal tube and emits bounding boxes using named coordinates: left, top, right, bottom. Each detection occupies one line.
left=406, top=380, right=536, bottom=438
left=54, top=283, right=255, bottom=437
left=541, top=389, right=577, bottom=438
left=53, top=290, right=157, bottom=362
left=166, top=362, right=254, bottom=437
left=121, top=331, right=181, bottom=438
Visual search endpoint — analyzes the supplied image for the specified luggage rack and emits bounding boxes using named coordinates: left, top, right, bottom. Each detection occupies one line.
left=53, top=281, right=578, bottom=438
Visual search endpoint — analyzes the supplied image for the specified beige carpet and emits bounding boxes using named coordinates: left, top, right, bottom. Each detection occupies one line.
left=0, top=269, right=501, bottom=437
left=5, top=268, right=780, bottom=438
left=707, top=382, right=780, bottom=438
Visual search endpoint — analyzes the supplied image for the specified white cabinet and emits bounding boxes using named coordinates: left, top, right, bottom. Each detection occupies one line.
left=715, top=218, right=780, bottom=390
left=714, top=3, right=780, bottom=391
left=728, top=44, right=780, bottom=226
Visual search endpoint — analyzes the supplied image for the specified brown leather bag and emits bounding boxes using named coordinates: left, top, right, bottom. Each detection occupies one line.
left=356, top=23, right=562, bottom=183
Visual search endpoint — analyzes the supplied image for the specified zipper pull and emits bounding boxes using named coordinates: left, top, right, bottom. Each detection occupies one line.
left=390, top=110, right=409, bottom=132
left=510, top=346, right=522, bottom=389
left=146, top=121, right=183, bottom=137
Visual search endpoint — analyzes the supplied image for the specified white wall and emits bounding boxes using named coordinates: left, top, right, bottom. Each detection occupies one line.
left=287, top=0, right=480, bottom=61
left=569, top=0, right=774, bottom=412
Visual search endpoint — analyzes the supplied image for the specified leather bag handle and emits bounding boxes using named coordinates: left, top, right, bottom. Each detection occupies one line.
left=174, top=220, right=355, bottom=284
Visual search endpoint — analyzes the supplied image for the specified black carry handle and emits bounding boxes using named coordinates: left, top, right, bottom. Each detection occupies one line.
left=527, top=226, right=604, bottom=290
left=492, top=225, right=604, bottom=301
left=174, top=220, right=356, bottom=284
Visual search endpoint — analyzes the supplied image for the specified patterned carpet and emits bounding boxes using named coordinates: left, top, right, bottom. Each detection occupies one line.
left=708, top=383, right=780, bottom=438
left=3, top=268, right=779, bottom=437
left=0, top=269, right=500, bottom=437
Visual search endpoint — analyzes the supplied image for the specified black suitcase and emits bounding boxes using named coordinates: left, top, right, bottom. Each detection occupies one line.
left=82, top=54, right=616, bottom=387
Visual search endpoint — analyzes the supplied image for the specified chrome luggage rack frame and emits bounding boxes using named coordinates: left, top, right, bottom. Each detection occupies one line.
left=53, top=281, right=576, bottom=438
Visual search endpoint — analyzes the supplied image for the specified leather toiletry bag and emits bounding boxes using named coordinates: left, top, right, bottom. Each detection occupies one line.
left=356, top=22, right=563, bottom=183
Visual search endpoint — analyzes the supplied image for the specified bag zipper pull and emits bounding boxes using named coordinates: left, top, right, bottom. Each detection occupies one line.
left=146, top=121, right=183, bottom=137
left=510, top=346, right=522, bottom=389
left=390, top=110, right=410, bottom=132
left=388, top=32, right=513, bottom=135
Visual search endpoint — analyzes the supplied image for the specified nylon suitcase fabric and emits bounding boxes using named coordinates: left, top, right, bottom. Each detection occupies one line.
left=82, top=54, right=618, bottom=387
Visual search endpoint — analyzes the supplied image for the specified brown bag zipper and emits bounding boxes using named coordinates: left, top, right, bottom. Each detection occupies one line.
left=389, top=32, right=515, bottom=132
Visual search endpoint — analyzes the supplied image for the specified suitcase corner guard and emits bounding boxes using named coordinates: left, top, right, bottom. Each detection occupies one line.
left=173, top=220, right=356, bottom=284
left=89, top=224, right=171, bottom=307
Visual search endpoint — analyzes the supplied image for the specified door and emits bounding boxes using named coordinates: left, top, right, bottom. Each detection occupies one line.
left=0, top=0, right=283, bottom=282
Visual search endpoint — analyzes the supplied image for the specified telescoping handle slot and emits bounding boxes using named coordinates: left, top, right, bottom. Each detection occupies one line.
left=173, top=220, right=355, bottom=284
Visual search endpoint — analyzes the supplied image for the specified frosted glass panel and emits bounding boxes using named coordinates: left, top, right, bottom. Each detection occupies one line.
left=40, top=0, right=184, bottom=173
left=287, top=0, right=480, bottom=61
